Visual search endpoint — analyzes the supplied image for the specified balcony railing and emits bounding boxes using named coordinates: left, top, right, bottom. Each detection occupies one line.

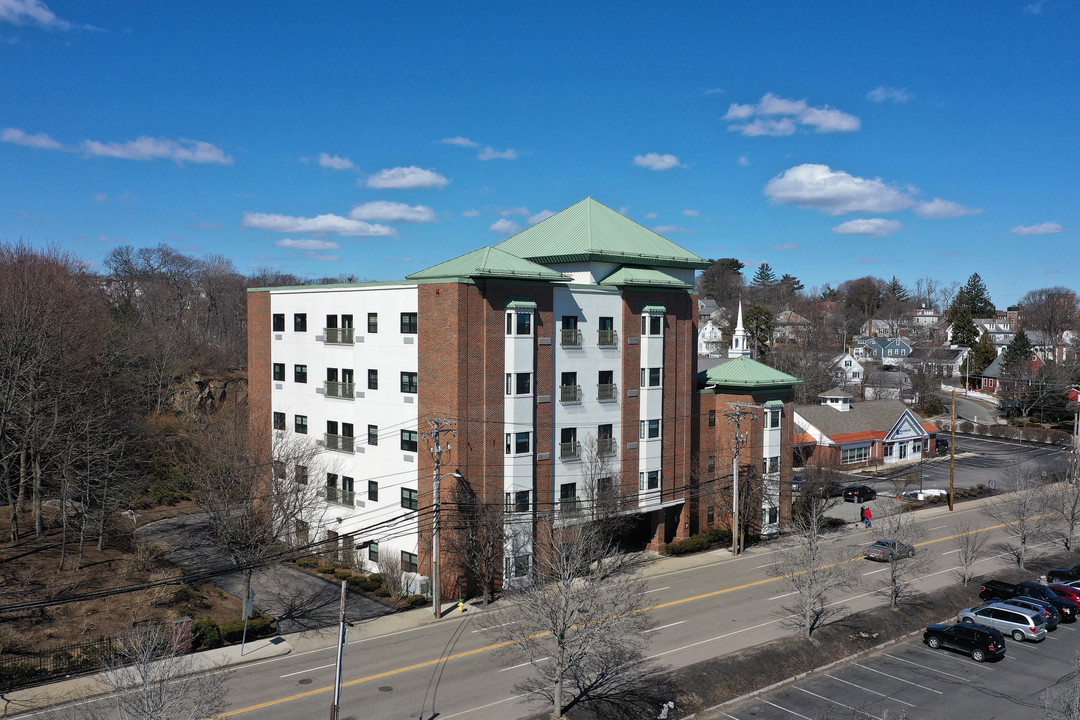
left=560, top=328, right=583, bottom=348
left=325, top=434, right=355, bottom=454
left=323, top=327, right=355, bottom=345
left=596, top=383, right=617, bottom=402
left=324, top=381, right=355, bottom=399
left=597, top=437, right=617, bottom=455
left=559, top=441, right=580, bottom=460
left=559, top=497, right=581, bottom=515
left=325, top=486, right=355, bottom=507
left=597, top=329, right=618, bottom=347
left=559, top=385, right=582, bottom=403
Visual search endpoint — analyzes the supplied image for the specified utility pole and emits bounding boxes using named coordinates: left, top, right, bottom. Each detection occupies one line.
left=949, top=390, right=956, bottom=511
left=424, top=417, right=456, bottom=620
left=725, top=403, right=756, bottom=555
left=330, top=579, right=347, bottom=720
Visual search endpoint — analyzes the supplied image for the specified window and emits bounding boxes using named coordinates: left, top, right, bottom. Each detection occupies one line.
left=560, top=427, right=579, bottom=459
left=708, top=455, right=715, bottom=472
left=273, top=412, right=286, bottom=431
left=505, top=490, right=531, bottom=513
left=507, top=312, right=532, bottom=336
left=367, top=313, right=378, bottom=333
left=913, top=441, right=923, bottom=453
left=560, top=483, right=579, bottom=512
left=326, top=314, right=337, bottom=329
left=763, top=456, right=779, bottom=474
left=295, top=520, right=309, bottom=545
left=598, top=316, right=616, bottom=346
left=642, top=314, right=662, bottom=335
left=766, top=506, right=779, bottom=525
left=505, top=431, right=531, bottom=454
left=273, top=460, right=286, bottom=479
left=641, top=367, right=660, bottom=387
left=400, top=371, right=418, bottom=394
left=368, top=424, right=379, bottom=446
left=597, top=423, right=615, bottom=454
left=401, top=487, right=418, bottom=510
left=506, top=554, right=531, bottom=578
left=402, top=551, right=418, bottom=573
left=368, top=542, right=379, bottom=563
left=368, top=369, right=379, bottom=390
left=368, top=481, right=379, bottom=503
left=884, top=444, right=894, bottom=457
left=768, top=409, right=781, bottom=429
left=294, top=364, right=307, bottom=383
left=640, top=470, right=660, bottom=490
left=707, top=506, right=715, bottom=525
left=841, top=446, right=871, bottom=464
left=295, top=464, right=308, bottom=485
left=294, top=313, right=307, bottom=332
left=597, top=370, right=615, bottom=401
left=401, top=430, right=418, bottom=452
left=507, top=372, right=531, bottom=395
left=400, top=312, right=418, bottom=334
left=272, top=314, right=285, bottom=332
left=273, top=363, right=285, bottom=382
left=560, top=372, right=580, bottom=402
left=295, top=415, right=308, bottom=434
left=708, top=410, right=716, bottom=428
left=640, top=419, right=661, bottom=439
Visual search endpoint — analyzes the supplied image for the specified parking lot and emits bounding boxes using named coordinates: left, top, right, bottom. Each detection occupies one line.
left=718, top=619, right=1079, bottom=719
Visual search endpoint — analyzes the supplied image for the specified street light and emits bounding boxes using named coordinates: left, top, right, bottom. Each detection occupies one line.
left=432, top=471, right=463, bottom=620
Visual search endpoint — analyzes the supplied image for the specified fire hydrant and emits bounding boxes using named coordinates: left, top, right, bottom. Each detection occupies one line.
left=458, top=598, right=466, bottom=613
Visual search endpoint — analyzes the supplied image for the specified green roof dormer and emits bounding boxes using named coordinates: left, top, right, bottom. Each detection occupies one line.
left=406, top=245, right=571, bottom=282
left=698, top=357, right=803, bottom=391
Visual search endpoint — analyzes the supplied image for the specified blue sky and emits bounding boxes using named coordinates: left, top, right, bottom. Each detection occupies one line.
left=2, top=1, right=1076, bottom=306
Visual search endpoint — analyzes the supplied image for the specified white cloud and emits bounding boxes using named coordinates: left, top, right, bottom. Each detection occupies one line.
left=478, top=146, right=518, bottom=160
left=97, top=234, right=123, bottom=243
left=461, top=209, right=480, bottom=217
left=441, top=136, right=479, bottom=147
left=275, top=238, right=341, bottom=250
left=501, top=207, right=531, bottom=217
left=0, top=0, right=82, bottom=29
left=764, top=164, right=917, bottom=215
left=634, top=153, right=682, bottom=171
left=831, top=218, right=904, bottom=237
left=645, top=212, right=658, bottom=219
left=489, top=218, right=520, bottom=235
left=528, top=210, right=555, bottom=225
left=349, top=201, right=437, bottom=223
left=867, top=86, right=914, bottom=104
left=243, top=212, right=395, bottom=237
left=618, top=206, right=631, bottom=215
left=366, top=166, right=450, bottom=189
left=308, top=253, right=341, bottom=262
left=653, top=225, right=696, bottom=234
left=2, top=127, right=62, bottom=149
left=724, top=93, right=860, bottom=136
left=93, top=190, right=135, bottom=205
left=1011, top=221, right=1063, bottom=235
left=92, top=193, right=108, bottom=203
left=387, top=256, right=413, bottom=263
left=682, top=209, right=700, bottom=217
left=914, top=198, right=982, bottom=219
left=772, top=243, right=800, bottom=251
left=1025, top=2, right=1044, bottom=14
left=81, top=137, right=233, bottom=164
left=318, top=153, right=354, bottom=170
left=737, top=155, right=750, bottom=166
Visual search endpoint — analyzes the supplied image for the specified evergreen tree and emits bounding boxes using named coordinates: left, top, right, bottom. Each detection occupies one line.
left=950, top=307, right=980, bottom=347
left=962, top=332, right=998, bottom=378
left=1001, top=330, right=1034, bottom=373
left=886, top=276, right=909, bottom=302
left=744, top=305, right=774, bottom=360
left=751, top=263, right=778, bottom=288
left=820, top=284, right=840, bottom=302
left=697, top=258, right=744, bottom=303
left=949, top=272, right=996, bottom=321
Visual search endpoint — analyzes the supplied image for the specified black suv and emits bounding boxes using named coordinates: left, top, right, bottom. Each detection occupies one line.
left=924, top=623, right=1006, bottom=662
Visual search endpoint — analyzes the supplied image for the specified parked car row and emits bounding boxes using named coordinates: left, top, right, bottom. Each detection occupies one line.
left=924, top=577, right=1080, bottom=662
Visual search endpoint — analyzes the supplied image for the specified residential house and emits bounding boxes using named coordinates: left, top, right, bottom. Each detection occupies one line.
left=977, top=349, right=1045, bottom=395
left=904, top=346, right=970, bottom=378
left=773, top=309, right=811, bottom=343
left=863, top=370, right=916, bottom=403
left=698, top=318, right=724, bottom=356
left=853, top=336, right=913, bottom=364
left=830, top=352, right=865, bottom=390
left=248, top=197, right=710, bottom=599
left=793, top=389, right=937, bottom=469
left=908, top=306, right=942, bottom=329
left=1026, top=329, right=1078, bottom=365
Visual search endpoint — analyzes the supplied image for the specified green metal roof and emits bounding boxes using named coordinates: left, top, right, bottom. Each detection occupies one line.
left=506, top=298, right=537, bottom=309
left=493, top=197, right=711, bottom=269
left=641, top=303, right=668, bottom=314
left=764, top=399, right=785, bottom=409
left=406, top=246, right=570, bottom=282
left=599, top=267, right=693, bottom=290
left=698, top=357, right=804, bottom=390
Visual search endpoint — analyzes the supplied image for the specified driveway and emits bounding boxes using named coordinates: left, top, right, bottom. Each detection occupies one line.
left=135, top=513, right=395, bottom=635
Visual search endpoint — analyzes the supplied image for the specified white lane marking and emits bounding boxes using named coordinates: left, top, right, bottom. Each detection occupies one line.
left=862, top=567, right=889, bottom=576
left=474, top=620, right=517, bottom=633
left=796, top=687, right=884, bottom=720
left=831, top=674, right=915, bottom=707
left=280, top=662, right=335, bottom=678
left=644, top=586, right=671, bottom=594
left=645, top=615, right=792, bottom=660
left=762, top=699, right=812, bottom=718
left=500, top=657, right=548, bottom=672
left=646, top=621, right=685, bottom=633
left=769, top=591, right=798, bottom=600
left=929, top=525, right=948, bottom=530
left=853, top=662, right=943, bottom=694
left=439, top=693, right=527, bottom=719
left=756, top=561, right=781, bottom=568
left=883, top=652, right=966, bottom=680
left=942, top=549, right=960, bottom=555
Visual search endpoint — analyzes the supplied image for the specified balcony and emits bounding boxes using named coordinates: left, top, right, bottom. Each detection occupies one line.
left=559, top=441, right=580, bottom=460
left=325, top=486, right=355, bottom=507
left=559, top=497, right=581, bottom=515
left=324, top=381, right=355, bottom=399
left=559, top=385, right=582, bottom=404
left=560, top=328, right=583, bottom=348
left=597, top=329, right=618, bottom=347
left=597, top=437, right=617, bottom=455
left=323, top=327, right=355, bottom=345
left=325, top=434, right=355, bottom=454
left=596, top=383, right=617, bottom=402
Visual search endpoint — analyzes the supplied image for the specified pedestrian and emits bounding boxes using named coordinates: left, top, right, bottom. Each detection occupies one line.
left=865, top=507, right=873, bottom=528
left=859, top=506, right=866, bottom=527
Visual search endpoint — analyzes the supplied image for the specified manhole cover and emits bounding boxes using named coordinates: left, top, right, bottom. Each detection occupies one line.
left=298, top=679, right=313, bottom=685
left=378, top=686, right=393, bottom=693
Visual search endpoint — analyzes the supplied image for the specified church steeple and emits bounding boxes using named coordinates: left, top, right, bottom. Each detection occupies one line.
left=728, top=299, right=751, bottom=359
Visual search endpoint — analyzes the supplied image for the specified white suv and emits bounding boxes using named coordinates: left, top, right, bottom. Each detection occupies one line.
left=958, top=602, right=1047, bottom=642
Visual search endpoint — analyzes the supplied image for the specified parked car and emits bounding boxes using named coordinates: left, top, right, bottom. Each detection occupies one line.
left=924, top=623, right=1005, bottom=662
left=792, top=477, right=845, bottom=498
left=979, top=580, right=1079, bottom=623
left=958, top=602, right=1047, bottom=642
left=863, top=539, right=915, bottom=561
left=843, top=485, right=877, bottom=502
left=936, top=437, right=950, bottom=453
left=1001, top=596, right=1060, bottom=630
left=1049, top=584, right=1080, bottom=604
left=1048, top=565, right=1080, bottom=583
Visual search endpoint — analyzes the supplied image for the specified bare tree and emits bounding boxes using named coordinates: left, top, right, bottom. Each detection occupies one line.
left=869, top=498, right=930, bottom=609
left=482, top=518, right=652, bottom=718
left=987, top=466, right=1050, bottom=569
left=1021, top=286, right=1079, bottom=362
left=952, top=520, right=989, bottom=587
left=446, top=477, right=504, bottom=605
left=377, top=553, right=408, bottom=602
left=1043, top=649, right=1080, bottom=720
left=772, top=470, right=854, bottom=637
left=1048, top=448, right=1080, bottom=552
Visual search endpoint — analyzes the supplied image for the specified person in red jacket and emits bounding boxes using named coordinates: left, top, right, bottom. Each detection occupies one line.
left=864, top=507, right=873, bottom=528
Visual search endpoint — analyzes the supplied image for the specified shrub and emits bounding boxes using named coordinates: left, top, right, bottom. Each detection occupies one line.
left=296, top=557, right=319, bottom=568
left=664, top=534, right=712, bottom=556
left=406, top=595, right=427, bottom=607
left=374, top=587, right=391, bottom=597
left=958, top=421, right=973, bottom=433
left=705, top=528, right=732, bottom=545
left=192, top=617, right=223, bottom=651
left=368, top=573, right=383, bottom=584
left=821, top=517, right=848, bottom=530
left=218, top=616, right=275, bottom=644
left=333, top=570, right=353, bottom=581
left=317, top=566, right=336, bottom=574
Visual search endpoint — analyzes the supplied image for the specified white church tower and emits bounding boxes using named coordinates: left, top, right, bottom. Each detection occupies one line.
left=728, top=300, right=751, bottom=359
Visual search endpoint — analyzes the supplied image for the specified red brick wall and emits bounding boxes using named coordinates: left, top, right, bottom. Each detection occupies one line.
left=246, top=291, right=272, bottom=468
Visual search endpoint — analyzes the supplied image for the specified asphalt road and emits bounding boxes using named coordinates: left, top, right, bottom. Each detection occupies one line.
left=936, top=390, right=998, bottom=426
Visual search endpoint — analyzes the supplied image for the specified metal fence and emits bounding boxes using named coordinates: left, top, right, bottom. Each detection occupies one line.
left=0, top=636, right=115, bottom=693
